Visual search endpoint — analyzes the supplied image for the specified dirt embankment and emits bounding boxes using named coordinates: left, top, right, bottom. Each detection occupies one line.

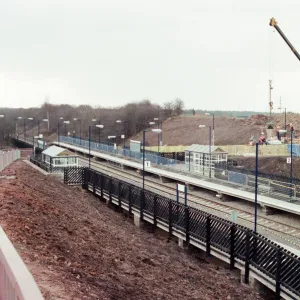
left=131, top=113, right=300, bottom=147
left=232, top=156, right=300, bottom=179
left=0, top=161, right=264, bottom=299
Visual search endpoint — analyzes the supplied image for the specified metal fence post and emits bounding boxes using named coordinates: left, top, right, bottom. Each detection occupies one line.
left=81, top=167, right=85, bottom=186
left=244, top=231, right=250, bottom=284
left=275, top=248, right=282, bottom=299
left=206, top=215, right=211, bottom=256
left=185, top=206, right=190, bottom=244
left=118, top=181, right=122, bottom=208
left=82, top=168, right=88, bottom=190
left=64, top=168, right=67, bottom=184
left=50, top=157, right=53, bottom=173
left=140, top=190, right=144, bottom=220
left=168, top=201, right=172, bottom=237
left=93, top=178, right=96, bottom=194
left=153, top=195, right=157, bottom=229
left=230, top=225, right=236, bottom=270
left=100, top=174, right=104, bottom=199
left=128, top=185, right=132, bottom=214
left=109, top=177, right=112, bottom=203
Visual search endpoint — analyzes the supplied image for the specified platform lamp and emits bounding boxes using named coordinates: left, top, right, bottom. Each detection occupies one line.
left=149, top=121, right=158, bottom=156
left=290, top=126, right=294, bottom=200
left=88, top=124, right=104, bottom=169
left=116, top=120, right=128, bottom=149
left=16, top=116, right=22, bottom=138
left=199, top=125, right=212, bottom=178
left=254, top=142, right=259, bottom=233
left=153, top=117, right=161, bottom=153
left=63, top=120, right=70, bottom=137
left=0, top=115, right=4, bottom=141
left=205, top=112, right=215, bottom=146
left=91, top=119, right=97, bottom=142
left=108, top=135, right=117, bottom=154
left=27, top=117, right=34, bottom=143
left=73, top=118, right=82, bottom=144
left=38, top=119, right=48, bottom=136
left=142, top=128, right=162, bottom=191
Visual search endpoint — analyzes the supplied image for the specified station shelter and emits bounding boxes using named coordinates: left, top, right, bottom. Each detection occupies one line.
left=185, top=144, right=228, bottom=177
left=42, top=145, right=78, bottom=168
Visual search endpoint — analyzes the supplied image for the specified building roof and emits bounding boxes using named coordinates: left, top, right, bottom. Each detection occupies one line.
left=42, top=145, right=77, bottom=157
left=185, top=144, right=228, bottom=154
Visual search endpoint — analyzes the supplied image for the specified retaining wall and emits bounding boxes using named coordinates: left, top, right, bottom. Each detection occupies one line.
left=0, top=226, right=43, bottom=300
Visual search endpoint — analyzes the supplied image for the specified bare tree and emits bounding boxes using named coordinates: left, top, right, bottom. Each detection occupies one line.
left=173, top=98, right=184, bottom=116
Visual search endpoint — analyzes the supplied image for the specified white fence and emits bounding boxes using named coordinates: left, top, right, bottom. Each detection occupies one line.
left=0, top=150, right=20, bottom=172
left=0, top=226, right=44, bottom=300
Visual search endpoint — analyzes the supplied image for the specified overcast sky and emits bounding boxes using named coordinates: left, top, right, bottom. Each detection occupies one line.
left=0, top=0, right=300, bottom=112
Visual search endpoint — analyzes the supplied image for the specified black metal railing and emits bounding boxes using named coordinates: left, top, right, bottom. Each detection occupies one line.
left=65, top=167, right=300, bottom=300
left=29, top=154, right=49, bottom=172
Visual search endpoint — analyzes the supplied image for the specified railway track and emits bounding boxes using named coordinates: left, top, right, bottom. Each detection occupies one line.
left=79, top=157, right=300, bottom=250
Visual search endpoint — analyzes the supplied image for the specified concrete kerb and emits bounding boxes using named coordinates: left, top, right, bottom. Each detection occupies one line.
left=23, top=160, right=49, bottom=176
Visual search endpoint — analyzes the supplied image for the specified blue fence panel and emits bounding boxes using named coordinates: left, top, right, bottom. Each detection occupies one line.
left=60, top=136, right=185, bottom=167
left=287, top=144, right=300, bottom=157
left=228, top=171, right=248, bottom=185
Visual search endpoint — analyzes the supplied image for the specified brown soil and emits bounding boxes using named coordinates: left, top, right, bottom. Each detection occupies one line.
left=0, top=161, right=264, bottom=300
left=132, top=113, right=300, bottom=146
left=232, top=156, right=300, bottom=179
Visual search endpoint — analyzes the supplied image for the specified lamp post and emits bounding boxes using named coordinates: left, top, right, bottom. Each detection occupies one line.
left=24, top=119, right=26, bottom=142
left=63, top=120, right=70, bottom=136
left=199, top=124, right=212, bottom=178
left=115, top=120, right=121, bottom=149
left=290, top=127, right=293, bottom=199
left=284, top=108, right=287, bottom=130
left=108, top=135, right=117, bottom=153
left=154, top=117, right=161, bottom=153
left=38, top=119, right=48, bottom=136
left=90, top=118, right=97, bottom=142
left=98, top=124, right=104, bottom=144
left=73, top=118, right=82, bottom=144
left=98, top=119, right=102, bottom=143
left=142, top=128, right=162, bottom=191
left=88, top=124, right=104, bottom=169
left=205, top=112, right=215, bottom=146
left=149, top=121, right=158, bottom=155
left=116, top=120, right=128, bottom=149
left=15, top=117, right=22, bottom=138
left=57, top=121, right=60, bottom=145
left=254, top=142, right=258, bottom=233
left=0, top=115, right=4, bottom=141
left=28, top=117, right=33, bottom=140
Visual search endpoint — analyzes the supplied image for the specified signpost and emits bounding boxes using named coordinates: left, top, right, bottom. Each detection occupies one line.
left=144, top=161, right=151, bottom=168
left=287, top=157, right=291, bottom=164
left=231, top=211, right=238, bottom=223
left=176, top=183, right=188, bottom=206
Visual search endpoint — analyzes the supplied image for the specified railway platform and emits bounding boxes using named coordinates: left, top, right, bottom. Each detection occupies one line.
left=54, top=141, right=300, bottom=217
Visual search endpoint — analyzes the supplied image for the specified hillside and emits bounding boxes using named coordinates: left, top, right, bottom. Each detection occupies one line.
left=0, top=161, right=263, bottom=300
left=132, top=114, right=300, bottom=147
